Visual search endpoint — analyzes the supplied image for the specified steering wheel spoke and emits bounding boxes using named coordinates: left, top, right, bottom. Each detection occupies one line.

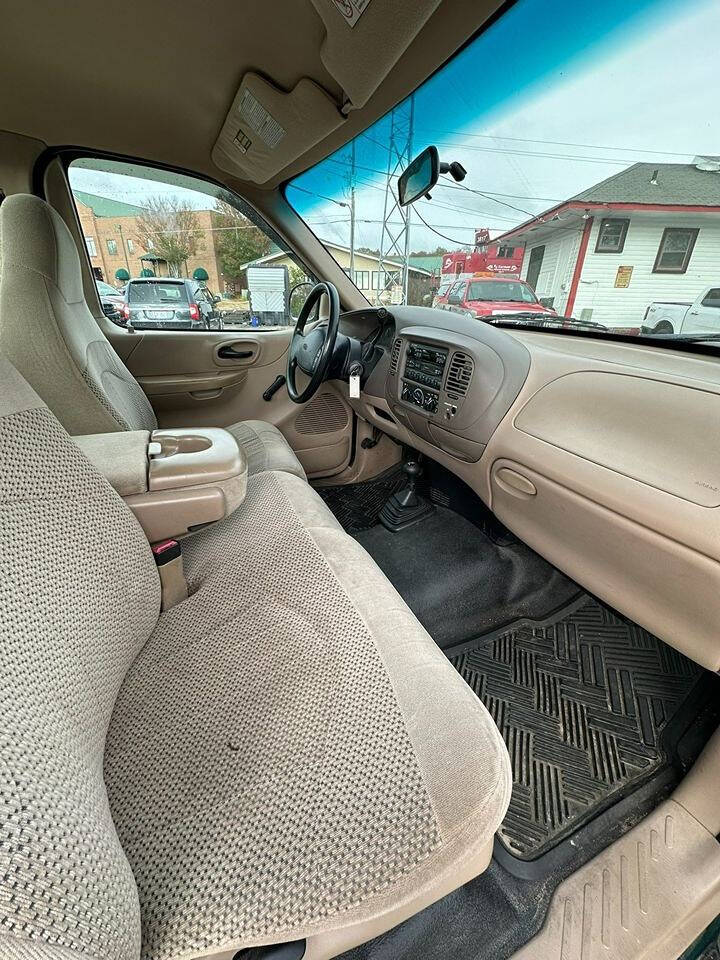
left=286, top=283, right=340, bottom=403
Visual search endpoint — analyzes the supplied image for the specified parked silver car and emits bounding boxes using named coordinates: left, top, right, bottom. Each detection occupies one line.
left=121, top=278, right=222, bottom=330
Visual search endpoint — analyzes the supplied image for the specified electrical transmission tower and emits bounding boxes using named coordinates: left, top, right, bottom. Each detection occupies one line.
left=378, top=95, right=414, bottom=305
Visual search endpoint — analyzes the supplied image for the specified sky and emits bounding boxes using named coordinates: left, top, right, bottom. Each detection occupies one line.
left=287, top=0, right=720, bottom=252
left=70, top=0, right=720, bottom=255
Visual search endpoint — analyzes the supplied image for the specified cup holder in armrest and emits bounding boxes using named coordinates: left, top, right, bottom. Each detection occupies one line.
left=148, top=428, right=243, bottom=492
left=124, top=427, right=248, bottom=542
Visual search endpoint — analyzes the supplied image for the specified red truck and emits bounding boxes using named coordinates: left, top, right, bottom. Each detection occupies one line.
left=435, top=276, right=556, bottom=321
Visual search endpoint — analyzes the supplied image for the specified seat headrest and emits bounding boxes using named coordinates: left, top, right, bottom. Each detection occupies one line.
left=0, top=193, right=85, bottom=304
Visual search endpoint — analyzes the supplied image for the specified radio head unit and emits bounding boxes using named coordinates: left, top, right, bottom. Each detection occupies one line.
left=401, top=342, right=448, bottom=413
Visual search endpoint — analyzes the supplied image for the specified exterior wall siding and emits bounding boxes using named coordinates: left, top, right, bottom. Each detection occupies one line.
left=572, top=213, right=720, bottom=328
left=520, top=226, right=583, bottom=314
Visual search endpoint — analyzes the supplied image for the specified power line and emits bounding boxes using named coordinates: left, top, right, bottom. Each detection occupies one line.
left=416, top=127, right=696, bottom=160
left=285, top=183, right=349, bottom=208
left=440, top=177, right=539, bottom=219
left=410, top=205, right=475, bottom=248
left=327, top=155, right=559, bottom=204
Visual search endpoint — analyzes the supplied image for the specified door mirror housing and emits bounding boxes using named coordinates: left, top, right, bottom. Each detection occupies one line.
left=398, top=146, right=440, bottom=206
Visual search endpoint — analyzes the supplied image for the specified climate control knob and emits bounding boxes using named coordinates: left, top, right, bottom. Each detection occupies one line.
left=412, top=388, right=424, bottom=406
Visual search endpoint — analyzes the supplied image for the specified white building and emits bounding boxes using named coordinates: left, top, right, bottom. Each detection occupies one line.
left=243, top=243, right=433, bottom=306
left=494, top=160, right=720, bottom=329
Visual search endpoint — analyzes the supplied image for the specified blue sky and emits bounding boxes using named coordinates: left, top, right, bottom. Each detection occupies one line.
left=288, top=0, right=719, bottom=250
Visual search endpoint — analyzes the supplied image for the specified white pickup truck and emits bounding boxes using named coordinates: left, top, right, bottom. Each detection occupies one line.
left=643, top=286, right=720, bottom=335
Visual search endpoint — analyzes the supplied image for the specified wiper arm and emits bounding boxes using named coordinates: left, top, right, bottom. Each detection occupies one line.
left=654, top=333, right=720, bottom=342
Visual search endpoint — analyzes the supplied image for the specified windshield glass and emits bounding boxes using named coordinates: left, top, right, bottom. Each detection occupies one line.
left=287, top=0, right=720, bottom=348
left=467, top=281, right=536, bottom=303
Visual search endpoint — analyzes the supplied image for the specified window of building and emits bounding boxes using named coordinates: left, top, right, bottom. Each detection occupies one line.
left=496, top=244, right=516, bottom=258
left=354, top=270, right=370, bottom=290
left=653, top=227, right=698, bottom=273
left=371, top=269, right=400, bottom=291
left=595, top=218, right=629, bottom=253
left=69, top=156, right=310, bottom=331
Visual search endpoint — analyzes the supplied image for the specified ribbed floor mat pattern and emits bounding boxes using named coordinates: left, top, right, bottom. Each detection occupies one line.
left=449, top=597, right=703, bottom=858
left=316, top=468, right=405, bottom=532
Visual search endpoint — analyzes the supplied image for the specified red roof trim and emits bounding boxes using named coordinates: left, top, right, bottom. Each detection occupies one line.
left=496, top=201, right=720, bottom=243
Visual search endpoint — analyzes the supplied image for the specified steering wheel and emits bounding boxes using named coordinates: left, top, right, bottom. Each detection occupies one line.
left=287, top=281, right=340, bottom=403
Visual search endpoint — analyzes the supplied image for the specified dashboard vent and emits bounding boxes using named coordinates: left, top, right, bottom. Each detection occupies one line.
left=446, top=352, right=474, bottom=397
left=389, top=337, right=402, bottom=375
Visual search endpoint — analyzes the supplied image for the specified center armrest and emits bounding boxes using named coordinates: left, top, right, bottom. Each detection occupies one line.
left=73, top=427, right=248, bottom=542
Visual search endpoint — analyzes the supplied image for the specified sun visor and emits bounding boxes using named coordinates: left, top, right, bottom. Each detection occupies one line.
left=212, top=73, right=345, bottom=184
left=309, top=0, right=442, bottom=110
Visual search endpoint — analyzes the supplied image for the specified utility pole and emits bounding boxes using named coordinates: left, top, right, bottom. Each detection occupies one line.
left=349, top=138, right=356, bottom=284
left=378, top=94, right=414, bottom=306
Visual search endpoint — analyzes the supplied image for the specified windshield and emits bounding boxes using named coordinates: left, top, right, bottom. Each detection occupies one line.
left=128, top=281, right=189, bottom=304
left=467, top=281, right=536, bottom=303
left=287, top=0, right=720, bottom=349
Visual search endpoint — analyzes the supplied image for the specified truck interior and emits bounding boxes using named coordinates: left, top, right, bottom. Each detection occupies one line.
left=1, top=2, right=719, bottom=960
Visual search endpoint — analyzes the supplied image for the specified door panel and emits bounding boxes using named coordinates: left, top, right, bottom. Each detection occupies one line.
left=114, top=326, right=354, bottom=478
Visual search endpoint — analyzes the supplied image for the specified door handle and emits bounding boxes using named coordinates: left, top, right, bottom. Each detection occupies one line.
left=217, top=345, right=254, bottom=360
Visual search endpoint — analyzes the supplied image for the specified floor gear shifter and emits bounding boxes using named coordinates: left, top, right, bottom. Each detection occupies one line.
left=378, top=458, right=435, bottom=532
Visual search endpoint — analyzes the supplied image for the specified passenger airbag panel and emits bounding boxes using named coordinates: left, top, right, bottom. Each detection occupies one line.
left=514, top=371, right=720, bottom=507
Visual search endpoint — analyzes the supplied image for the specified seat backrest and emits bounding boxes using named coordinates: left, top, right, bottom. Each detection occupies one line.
left=0, top=193, right=157, bottom=436
left=0, top=355, right=160, bottom=960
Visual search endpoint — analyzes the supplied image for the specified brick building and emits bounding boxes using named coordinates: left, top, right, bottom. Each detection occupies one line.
left=74, top=191, right=223, bottom=291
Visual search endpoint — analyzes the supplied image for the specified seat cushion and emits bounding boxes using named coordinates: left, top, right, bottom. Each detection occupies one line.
left=228, top=418, right=306, bottom=480
left=105, top=471, right=512, bottom=960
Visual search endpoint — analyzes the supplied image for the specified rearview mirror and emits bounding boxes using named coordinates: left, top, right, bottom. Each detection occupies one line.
left=398, top=146, right=439, bottom=206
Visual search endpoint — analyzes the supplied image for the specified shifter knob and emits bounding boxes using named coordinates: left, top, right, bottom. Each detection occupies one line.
left=403, top=460, right=422, bottom=481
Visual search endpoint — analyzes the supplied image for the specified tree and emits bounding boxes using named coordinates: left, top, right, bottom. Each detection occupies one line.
left=410, top=246, right=451, bottom=256
left=136, top=196, right=203, bottom=276
left=213, top=200, right=271, bottom=289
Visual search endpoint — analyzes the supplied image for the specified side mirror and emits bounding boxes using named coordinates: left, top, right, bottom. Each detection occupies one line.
left=212, top=295, right=222, bottom=305
left=398, top=146, right=439, bottom=206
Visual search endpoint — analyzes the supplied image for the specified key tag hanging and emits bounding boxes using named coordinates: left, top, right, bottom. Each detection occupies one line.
left=348, top=361, right=363, bottom=399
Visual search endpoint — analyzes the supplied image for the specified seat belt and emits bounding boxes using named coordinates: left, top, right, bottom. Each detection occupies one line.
left=151, top=539, right=188, bottom=610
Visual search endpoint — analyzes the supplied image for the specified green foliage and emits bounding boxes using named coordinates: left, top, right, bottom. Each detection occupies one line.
left=213, top=200, right=271, bottom=285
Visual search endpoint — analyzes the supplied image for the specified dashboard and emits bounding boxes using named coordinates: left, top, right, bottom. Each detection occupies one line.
left=339, top=305, right=720, bottom=674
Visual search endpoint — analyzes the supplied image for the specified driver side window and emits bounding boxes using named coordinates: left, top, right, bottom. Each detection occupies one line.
left=68, top=157, right=313, bottom=332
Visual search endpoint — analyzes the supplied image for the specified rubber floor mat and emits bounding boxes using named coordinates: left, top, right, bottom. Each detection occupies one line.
left=316, top=467, right=405, bottom=532
left=448, top=595, right=705, bottom=859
